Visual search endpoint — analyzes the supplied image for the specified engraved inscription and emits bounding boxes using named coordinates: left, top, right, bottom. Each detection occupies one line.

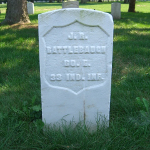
left=68, top=32, right=88, bottom=40
left=46, top=46, right=106, bottom=54
left=87, top=73, right=104, bottom=81
left=50, top=74, right=62, bottom=81
left=64, top=59, right=90, bottom=67
left=43, top=21, right=108, bottom=93
left=66, top=74, right=85, bottom=81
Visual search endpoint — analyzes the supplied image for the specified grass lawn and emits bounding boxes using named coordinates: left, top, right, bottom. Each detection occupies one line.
left=0, top=1, right=150, bottom=149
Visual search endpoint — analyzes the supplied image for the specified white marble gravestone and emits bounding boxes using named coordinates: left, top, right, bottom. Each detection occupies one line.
left=62, top=1, right=79, bottom=8
left=38, top=8, right=113, bottom=130
left=27, top=2, right=34, bottom=15
left=111, top=3, right=121, bottom=19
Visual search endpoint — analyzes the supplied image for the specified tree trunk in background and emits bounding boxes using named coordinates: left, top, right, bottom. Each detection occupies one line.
left=1, top=0, right=30, bottom=25
left=49, top=0, right=53, bottom=2
left=128, top=0, right=136, bottom=12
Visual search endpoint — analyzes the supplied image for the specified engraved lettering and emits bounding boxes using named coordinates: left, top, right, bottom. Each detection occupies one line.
left=64, top=60, right=80, bottom=67
left=74, top=46, right=78, bottom=54
left=68, top=32, right=73, bottom=40
left=90, top=46, right=95, bottom=53
left=87, top=73, right=103, bottom=81
left=79, top=32, right=88, bottom=40
left=68, top=32, right=88, bottom=40
left=47, top=47, right=52, bottom=54
left=85, top=46, right=90, bottom=54
left=85, top=36, right=88, bottom=40
left=83, top=60, right=90, bottom=67
left=91, top=73, right=97, bottom=80
left=71, top=60, right=76, bottom=67
left=79, top=46, right=84, bottom=54
left=82, top=77, right=85, bottom=81
left=66, top=74, right=85, bottom=81
left=76, top=63, right=80, bottom=67
left=56, top=74, right=62, bottom=81
left=64, top=60, right=70, bottom=67
left=57, top=46, right=62, bottom=54
left=68, top=46, right=73, bottom=54
left=46, top=46, right=106, bottom=54
left=50, top=74, right=55, bottom=81
left=50, top=74, right=62, bottom=81
left=43, top=21, right=110, bottom=95
left=97, top=73, right=103, bottom=81
left=53, top=46, right=57, bottom=54
left=76, top=74, right=81, bottom=81
left=70, top=74, right=75, bottom=81
left=73, top=33, right=77, bottom=40
left=96, top=46, right=106, bottom=54
left=62, top=46, right=67, bottom=54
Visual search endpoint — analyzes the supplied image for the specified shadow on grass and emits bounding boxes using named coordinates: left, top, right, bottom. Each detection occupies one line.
left=29, top=14, right=39, bottom=23
left=0, top=26, right=40, bottom=112
left=0, top=13, right=5, bottom=23
left=118, top=12, right=150, bottom=26
left=111, top=26, right=150, bottom=118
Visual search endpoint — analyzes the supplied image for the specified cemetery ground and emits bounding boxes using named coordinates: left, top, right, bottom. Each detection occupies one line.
left=0, top=2, right=150, bottom=149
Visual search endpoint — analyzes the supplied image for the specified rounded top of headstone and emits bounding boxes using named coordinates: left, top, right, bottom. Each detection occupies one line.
left=111, top=2, right=121, bottom=4
left=39, top=8, right=113, bottom=22
left=38, top=9, right=113, bottom=39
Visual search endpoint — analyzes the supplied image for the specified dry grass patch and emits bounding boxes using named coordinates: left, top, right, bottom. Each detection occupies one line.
left=10, top=23, right=38, bottom=30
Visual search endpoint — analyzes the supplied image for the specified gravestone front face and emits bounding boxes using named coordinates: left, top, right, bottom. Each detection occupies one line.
left=27, top=2, right=34, bottom=15
left=62, top=1, right=79, bottom=8
left=38, top=8, right=113, bottom=130
left=111, top=3, right=121, bottom=19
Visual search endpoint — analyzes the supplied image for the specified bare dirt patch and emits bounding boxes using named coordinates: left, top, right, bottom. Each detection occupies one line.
left=10, top=23, right=38, bottom=29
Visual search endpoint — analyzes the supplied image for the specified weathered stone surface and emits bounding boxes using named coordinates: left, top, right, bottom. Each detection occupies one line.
left=111, top=3, right=121, bottom=19
left=27, top=2, right=34, bottom=14
left=38, top=8, right=113, bottom=130
left=62, top=1, right=79, bottom=8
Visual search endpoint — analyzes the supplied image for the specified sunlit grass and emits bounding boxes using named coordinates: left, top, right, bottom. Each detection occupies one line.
left=0, top=2, right=150, bottom=149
